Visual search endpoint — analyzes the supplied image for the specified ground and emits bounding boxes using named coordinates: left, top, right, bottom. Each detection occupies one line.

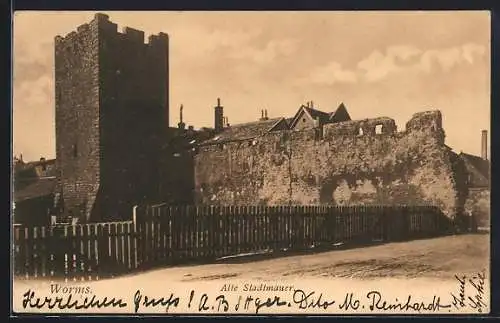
left=15, top=233, right=489, bottom=285
left=13, top=233, right=490, bottom=314
left=145, top=233, right=491, bottom=282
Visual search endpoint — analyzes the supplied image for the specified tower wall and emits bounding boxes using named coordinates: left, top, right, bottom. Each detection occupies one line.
left=55, top=19, right=101, bottom=222
left=55, top=13, right=169, bottom=222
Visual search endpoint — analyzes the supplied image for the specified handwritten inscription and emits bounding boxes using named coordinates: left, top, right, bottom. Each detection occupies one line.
left=366, top=291, right=451, bottom=312
left=133, top=289, right=180, bottom=313
left=450, top=270, right=487, bottom=313
left=293, top=289, right=336, bottom=310
left=22, top=290, right=127, bottom=310
left=19, top=272, right=488, bottom=313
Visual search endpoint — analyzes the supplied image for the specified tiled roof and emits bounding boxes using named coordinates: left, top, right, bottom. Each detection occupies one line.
left=202, top=118, right=284, bottom=144
left=15, top=158, right=57, bottom=178
left=459, top=152, right=490, bottom=180
left=303, top=106, right=331, bottom=123
left=14, top=177, right=56, bottom=203
left=329, top=102, right=351, bottom=122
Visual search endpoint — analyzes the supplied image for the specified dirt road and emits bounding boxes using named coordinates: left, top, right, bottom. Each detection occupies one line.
left=16, top=233, right=488, bottom=288
left=12, top=233, right=490, bottom=314
left=147, top=233, right=490, bottom=282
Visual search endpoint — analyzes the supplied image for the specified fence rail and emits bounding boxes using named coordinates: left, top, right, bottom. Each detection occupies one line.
left=13, top=205, right=451, bottom=281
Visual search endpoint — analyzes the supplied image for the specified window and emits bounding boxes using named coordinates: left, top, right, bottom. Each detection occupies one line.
left=375, top=124, right=383, bottom=134
left=358, top=128, right=364, bottom=136
left=302, top=118, right=306, bottom=123
left=72, top=143, right=78, bottom=158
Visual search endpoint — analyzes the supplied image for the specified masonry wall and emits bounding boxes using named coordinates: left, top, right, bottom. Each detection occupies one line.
left=55, top=17, right=100, bottom=222
left=98, top=15, right=169, bottom=221
left=194, top=111, right=466, bottom=219
left=55, top=14, right=169, bottom=222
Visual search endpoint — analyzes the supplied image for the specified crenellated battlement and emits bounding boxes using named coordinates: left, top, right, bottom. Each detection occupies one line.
left=55, top=12, right=169, bottom=223
left=55, top=13, right=168, bottom=48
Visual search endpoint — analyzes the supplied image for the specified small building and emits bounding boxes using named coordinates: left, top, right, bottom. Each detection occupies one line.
left=288, top=102, right=351, bottom=130
left=13, top=158, right=57, bottom=226
left=460, top=151, right=490, bottom=228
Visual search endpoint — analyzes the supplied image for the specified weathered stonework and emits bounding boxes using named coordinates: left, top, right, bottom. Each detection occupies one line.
left=194, top=110, right=467, bottom=219
left=465, top=188, right=490, bottom=227
left=55, top=14, right=169, bottom=222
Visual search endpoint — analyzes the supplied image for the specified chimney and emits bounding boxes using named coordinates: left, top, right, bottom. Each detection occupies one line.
left=177, top=104, right=186, bottom=130
left=214, top=98, right=224, bottom=132
left=481, top=130, right=488, bottom=160
left=260, top=109, right=269, bottom=121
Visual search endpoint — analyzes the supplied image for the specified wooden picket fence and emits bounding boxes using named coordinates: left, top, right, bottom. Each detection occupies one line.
left=13, top=221, right=138, bottom=281
left=13, top=205, right=451, bottom=281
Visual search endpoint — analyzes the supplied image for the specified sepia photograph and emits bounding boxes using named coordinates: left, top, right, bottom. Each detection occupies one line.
left=11, top=10, right=490, bottom=315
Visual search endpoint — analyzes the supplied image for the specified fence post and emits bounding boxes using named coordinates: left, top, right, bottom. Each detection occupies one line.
left=132, top=205, right=138, bottom=230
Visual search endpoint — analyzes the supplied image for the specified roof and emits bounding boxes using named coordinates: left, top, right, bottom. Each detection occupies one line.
left=289, top=105, right=331, bottom=128
left=202, top=118, right=284, bottom=144
left=303, top=106, right=331, bottom=124
left=329, top=102, right=352, bottom=122
left=14, top=177, right=56, bottom=203
left=459, top=152, right=490, bottom=180
left=16, top=158, right=55, bottom=169
left=15, top=158, right=57, bottom=178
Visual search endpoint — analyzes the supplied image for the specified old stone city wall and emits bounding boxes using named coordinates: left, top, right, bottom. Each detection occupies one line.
left=194, top=110, right=466, bottom=219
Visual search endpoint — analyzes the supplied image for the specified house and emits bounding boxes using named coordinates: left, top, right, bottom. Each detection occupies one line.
left=459, top=131, right=490, bottom=228
left=459, top=152, right=490, bottom=188
left=13, top=157, right=57, bottom=226
left=201, top=117, right=289, bottom=145
left=288, top=102, right=351, bottom=130
left=203, top=101, right=352, bottom=144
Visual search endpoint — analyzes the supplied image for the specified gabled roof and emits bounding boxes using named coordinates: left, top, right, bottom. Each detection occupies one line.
left=304, top=107, right=331, bottom=123
left=14, top=177, right=56, bottom=203
left=289, top=105, right=331, bottom=128
left=329, top=102, right=351, bottom=123
left=269, top=118, right=289, bottom=132
left=459, top=152, right=490, bottom=181
left=202, top=117, right=285, bottom=145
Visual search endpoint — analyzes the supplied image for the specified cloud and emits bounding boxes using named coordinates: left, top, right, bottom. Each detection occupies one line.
left=308, top=61, right=357, bottom=85
left=296, top=43, right=486, bottom=86
left=462, top=43, right=486, bottom=63
left=357, top=45, right=422, bottom=82
left=170, top=26, right=261, bottom=60
left=13, top=40, right=53, bottom=85
left=357, top=43, right=487, bottom=82
left=419, top=42, right=486, bottom=73
left=227, top=38, right=298, bottom=64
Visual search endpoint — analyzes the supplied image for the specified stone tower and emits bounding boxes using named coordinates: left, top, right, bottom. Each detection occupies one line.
left=54, top=13, right=169, bottom=222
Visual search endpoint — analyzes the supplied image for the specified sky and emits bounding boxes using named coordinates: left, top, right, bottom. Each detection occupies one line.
left=12, top=11, right=490, bottom=161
